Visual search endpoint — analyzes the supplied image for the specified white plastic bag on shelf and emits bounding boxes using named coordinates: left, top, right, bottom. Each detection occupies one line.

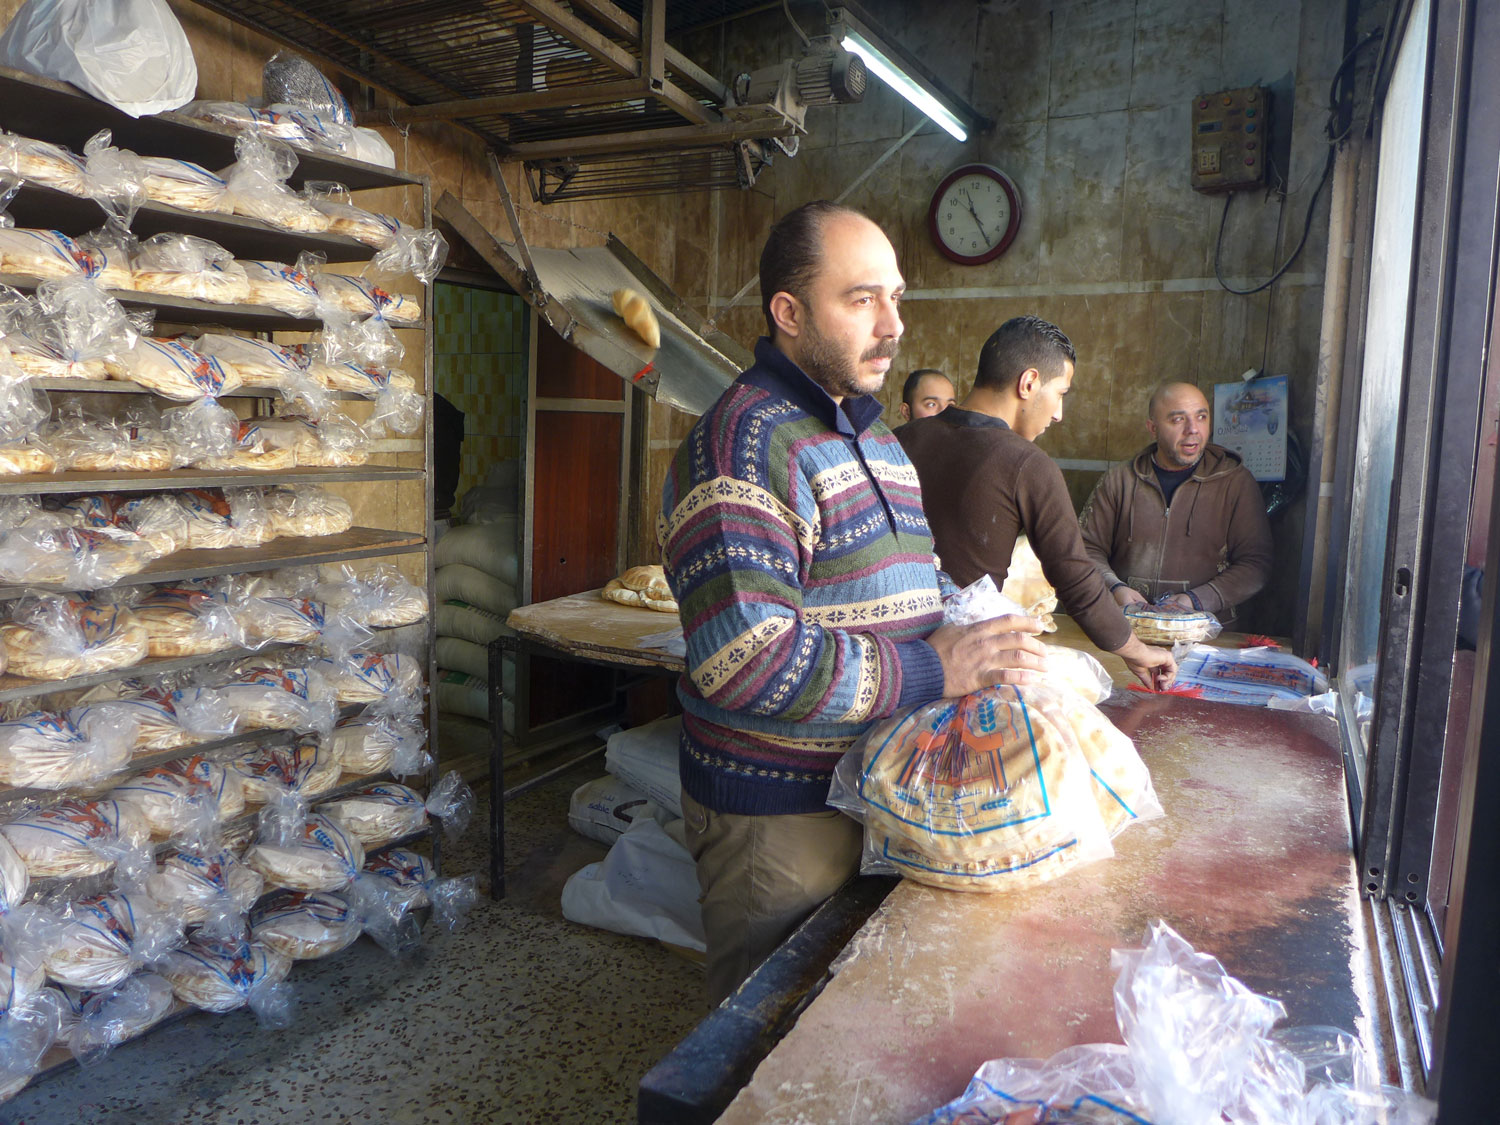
left=0, top=0, right=197, bottom=117
left=0, top=709, right=133, bottom=790
left=0, top=595, right=149, bottom=677
left=250, top=889, right=360, bottom=961
left=263, top=486, right=355, bottom=539
left=158, top=933, right=292, bottom=1024
left=0, top=797, right=150, bottom=880
left=560, top=816, right=706, bottom=952
left=61, top=971, right=175, bottom=1065
left=138, top=156, right=229, bottom=214
left=221, top=130, right=329, bottom=234
left=145, top=845, right=263, bottom=934
left=179, top=101, right=307, bottom=143
left=39, top=890, right=182, bottom=991
left=128, top=233, right=251, bottom=304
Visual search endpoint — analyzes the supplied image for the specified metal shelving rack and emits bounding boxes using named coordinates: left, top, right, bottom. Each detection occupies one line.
left=0, top=62, right=440, bottom=1085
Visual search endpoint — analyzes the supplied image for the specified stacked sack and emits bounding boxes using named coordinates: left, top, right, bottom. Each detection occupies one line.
left=432, top=462, right=520, bottom=735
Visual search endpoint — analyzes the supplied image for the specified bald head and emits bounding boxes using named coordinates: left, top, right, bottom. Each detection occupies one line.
left=1147, top=382, right=1211, bottom=470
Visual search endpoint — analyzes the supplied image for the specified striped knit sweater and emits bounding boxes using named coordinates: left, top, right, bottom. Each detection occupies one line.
left=659, top=339, right=947, bottom=816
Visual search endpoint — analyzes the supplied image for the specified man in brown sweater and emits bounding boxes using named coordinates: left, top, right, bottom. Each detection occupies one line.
left=899, top=316, right=1176, bottom=688
left=1079, top=381, right=1273, bottom=624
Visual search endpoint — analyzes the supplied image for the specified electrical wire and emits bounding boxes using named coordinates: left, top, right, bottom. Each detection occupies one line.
left=782, top=0, right=811, bottom=47
left=1214, top=25, right=1386, bottom=298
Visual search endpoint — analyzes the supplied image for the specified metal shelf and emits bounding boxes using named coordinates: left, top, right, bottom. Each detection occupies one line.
left=0, top=65, right=421, bottom=193
left=0, top=272, right=320, bottom=332
left=0, top=526, right=427, bottom=600
left=7, top=183, right=379, bottom=266
left=32, top=378, right=366, bottom=402
left=0, top=466, right=421, bottom=497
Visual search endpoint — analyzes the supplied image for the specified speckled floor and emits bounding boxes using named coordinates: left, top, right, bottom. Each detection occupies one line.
left=0, top=758, right=708, bottom=1125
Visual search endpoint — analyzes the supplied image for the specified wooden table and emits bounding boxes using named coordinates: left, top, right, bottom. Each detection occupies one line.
left=710, top=691, right=1375, bottom=1124
left=490, top=590, right=682, bottom=896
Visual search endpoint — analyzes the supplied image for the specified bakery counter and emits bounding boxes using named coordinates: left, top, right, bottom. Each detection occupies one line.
left=643, top=691, right=1372, bottom=1124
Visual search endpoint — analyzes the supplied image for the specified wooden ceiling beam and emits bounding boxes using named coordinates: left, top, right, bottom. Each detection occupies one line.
left=502, top=119, right=796, bottom=161
left=566, top=0, right=731, bottom=103
left=356, top=77, right=649, bottom=125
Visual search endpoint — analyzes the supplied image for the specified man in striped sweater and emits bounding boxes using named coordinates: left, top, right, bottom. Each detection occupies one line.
left=660, top=201, right=1048, bottom=1005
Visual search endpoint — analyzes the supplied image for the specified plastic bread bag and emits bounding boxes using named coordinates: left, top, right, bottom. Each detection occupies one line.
left=160, top=398, right=238, bottom=467
left=309, top=309, right=406, bottom=370
left=138, top=155, right=229, bottom=214
left=75, top=224, right=137, bottom=290
left=108, top=494, right=189, bottom=560
left=318, top=563, right=430, bottom=629
left=0, top=227, right=96, bottom=281
left=369, top=221, right=449, bottom=285
left=360, top=845, right=475, bottom=934
left=233, top=595, right=329, bottom=649
left=44, top=401, right=173, bottom=473
left=313, top=270, right=422, bottom=325
left=367, top=383, right=425, bottom=438
left=0, top=797, right=151, bottom=882
left=146, top=844, right=262, bottom=938
left=0, top=986, right=63, bottom=1102
left=221, top=130, right=329, bottom=233
left=0, top=133, right=88, bottom=195
left=0, top=496, right=72, bottom=532
left=327, top=710, right=425, bottom=776
left=191, top=333, right=308, bottom=391
left=28, top=276, right=139, bottom=376
left=109, top=755, right=245, bottom=844
left=244, top=811, right=364, bottom=894
left=70, top=693, right=194, bottom=755
left=107, top=336, right=245, bottom=400
left=1126, top=602, right=1224, bottom=647
left=129, top=233, right=251, bottom=304
left=168, top=487, right=268, bottom=551
left=311, top=651, right=424, bottom=708
left=237, top=258, right=321, bottom=316
left=828, top=685, right=1119, bottom=893
left=0, top=365, right=49, bottom=447
left=307, top=186, right=400, bottom=247
left=180, top=100, right=309, bottom=142
left=131, top=584, right=242, bottom=658
left=1169, top=645, right=1330, bottom=707
left=288, top=410, right=370, bottom=467
left=0, top=595, right=149, bottom=678
left=0, top=709, right=134, bottom=790
left=213, top=666, right=337, bottom=737
left=0, top=835, right=30, bottom=917
left=157, top=932, right=293, bottom=1025
left=941, top=573, right=1031, bottom=627
left=62, top=971, right=175, bottom=1066
left=194, top=417, right=300, bottom=472
left=0, top=173, right=16, bottom=225
left=317, top=782, right=429, bottom=848
left=0, top=525, right=155, bottom=588
left=37, top=890, right=183, bottom=992
left=263, top=485, right=354, bottom=540
left=79, top=131, right=147, bottom=228
left=250, top=889, right=359, bottom=961
left=224, top=487, right=274, bottom=548
left=426, top=771, right=475, bottom=841
left=267, top=103, right=356, bottom=158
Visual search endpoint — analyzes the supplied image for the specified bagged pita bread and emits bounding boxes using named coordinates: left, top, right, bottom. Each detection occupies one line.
left=46, top=411, right=173, bottom=472
left=159, top=934, right=290, bottom=1014
left=111, top=494, right=193, bottom=558
left=229, top=742, right=341, bottom=804
left=0, top=710, right=132, bottom=790
left=264, top=487, right=354, bottom=538
left=69, top=695, right=198, bottom=755
left=1125, top=604, right=1223, bottom=645
left=43, top=891, right=181, bottom=991
left=0, top=228, right=92, bottom=281
left=238, top=260, right=320, bottom=316
left=319, top=782, right=427, bottom=848
left=314, top=273, right=421, bottom=324
left=250, top=890, right=360, bottom=960
left=109, top=755, right=245, bottom=840
left=138, top=157, right=230, bottom=214
left=0, top=441, right=57, bottom=474
left=312, top=652, right=423, bottom=705
left=0, top=135, right=88, bottom=194
left=192, top=332, right=306, bottom=388
left=61, top=972, right=176, bottom=1060
left=601, top=564, right=678, bottom=613
left=362, top=846, right=432, bottom=912
left=133, top=586, right=240, bottom=658
left=0, top=597, right=148, bottom=680
left=145, top=846, right=263, bottom=926
left=0, top=798, right=150, bottom=880
left=105, top=337, right=243, bottom=400
left=244, top=812, right=364, bottom=893
left=128, top=234, right=251, bottom=304
left=215, top=666, right=333, bottom=733
left=235, top=596, right=326, bottom=646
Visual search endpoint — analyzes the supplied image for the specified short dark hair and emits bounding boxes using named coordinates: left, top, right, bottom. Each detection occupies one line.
left=901, top=369, right=948, bottom=406
left=972, top=315, right=1076, bottom=393
left=759, top=200, right=864, bottom=336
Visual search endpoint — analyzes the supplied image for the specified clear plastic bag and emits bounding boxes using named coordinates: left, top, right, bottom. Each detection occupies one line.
left=426, top=770, right=474, bottom=840
left=370, top=221, right=449, bottom=285
left=913, top=922, right=1438, bottom=1125
left=109, top=754, right=245, bottom=844
left=75, top=224, right=137, bottom=289
left=318, top=782, right=428, bottom=848
left=243, top=811, right=365, bottom=894
left=313, top=270, right=422, bottom=325
left=311, top=651, right=424, bottom=707
left=192, top=332, right=305, bottom=389
left=262, top=485, right=355, bottom=539
left=0, top=366, right=50, bottom=448
left=289, top=411, right=370, bottom=467
left=221, top=130, right=329, bottom=233
left=128, top=233, right=251, bottom=304
left=250, top=889, right=360, bottom=961
left=44, top=401, right=173, bottom=473
left=179, top=101, right=308, bottom=143
left=318, top=563, right=429, bottom=628
left=828, top=681, right=1159, bottom=892
left=367, top=384, right=425, bottom=437
left=1169, top=645, right=1329, bottom=707
left=79, top=130, right=147, bottom=227
left=137, top=155, right=229, bottom=214
left=307, top=184, right=400, bottom=247
left=158, top=933, right=293, bottom=1024
left=309, top=310, right=406, bottom=370
left=0, top=708, right=133, bottom=789
left=0, top=525, right=154, bottom=588
left=107, top=336, right=244, bottom=400
left=0, top=797, right=150, bottom=881
left=326, top=711, right=425, bottom=775
left=27, top=275, right=138, bottom=377
left=0, top=595, right=149, bottom=677
left=231, top=741, right=340, bottom=805
left=0, top=226, right=95, bottom=281
left=263, top=51, right=353, bottom=124
left=1126, top=603, right=1224, bottom=647
left=0, top=132, right=88, bottom=194
left=0, top=987, right=63, bottom=1101
left=145, top=845, right=263, bottom=935
left=233, top=595, right=328, bottom=648
left=39, top=890, right=182, bottom=991
left=63, top=971, right=175, bottom=1066
left=132, top=583, right=242, bottom=657
left=214, top=665, right=337, bottom=736
left=161, top=398, right=239, bottom=466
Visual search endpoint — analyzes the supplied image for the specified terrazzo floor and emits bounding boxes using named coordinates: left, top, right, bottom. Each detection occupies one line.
left=0, top=756, right=708, bottom=1125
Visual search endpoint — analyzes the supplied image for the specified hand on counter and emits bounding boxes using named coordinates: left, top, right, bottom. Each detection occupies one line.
left=1112, top=585, right=1148, bottom=608
left=927, top=614, right=1047, bottom=697
left=1114, top=634, right=1177, bottom=690
left=1156, top=593, right=1197, bottom=612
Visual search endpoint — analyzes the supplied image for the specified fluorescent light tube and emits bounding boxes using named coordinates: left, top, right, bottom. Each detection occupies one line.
left=840, top=30, right=967, bottom=141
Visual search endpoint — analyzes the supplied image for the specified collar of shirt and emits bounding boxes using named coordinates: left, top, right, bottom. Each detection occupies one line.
left=738, top=337, right=885, bottom=438
left=932, top=405, right=1010, bottom=431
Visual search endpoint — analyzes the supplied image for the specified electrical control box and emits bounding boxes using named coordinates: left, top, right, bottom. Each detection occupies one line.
left=1191, top=85, right=1270, bottom=194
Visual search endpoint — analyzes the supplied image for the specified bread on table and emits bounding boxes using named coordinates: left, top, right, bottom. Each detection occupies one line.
left=601, top=564, right=678, bottom=613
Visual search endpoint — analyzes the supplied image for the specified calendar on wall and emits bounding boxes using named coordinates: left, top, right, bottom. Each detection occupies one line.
left=1213, top=375, right=1288, bottom=481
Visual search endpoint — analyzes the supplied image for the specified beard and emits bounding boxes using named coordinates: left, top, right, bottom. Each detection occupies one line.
left=797, top=316, right=900, bottom=399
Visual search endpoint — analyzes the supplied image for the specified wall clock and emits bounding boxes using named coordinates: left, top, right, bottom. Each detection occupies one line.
left=927, top=164, right=1022, bottom=265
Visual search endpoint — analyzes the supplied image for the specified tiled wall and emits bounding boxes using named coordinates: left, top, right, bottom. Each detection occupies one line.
left=433, top=283, right=528, bottom=507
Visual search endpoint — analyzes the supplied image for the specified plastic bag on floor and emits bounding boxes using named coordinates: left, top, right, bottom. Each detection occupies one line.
left=910, top=921, right=1437, bottom=1125
left=560, top=815, right=705, bottom=952
left=0, top=0, right=197, bottom=118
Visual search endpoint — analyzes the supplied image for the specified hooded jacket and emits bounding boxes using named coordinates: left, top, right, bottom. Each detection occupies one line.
left=1078, top=443, right=1273, bottom=622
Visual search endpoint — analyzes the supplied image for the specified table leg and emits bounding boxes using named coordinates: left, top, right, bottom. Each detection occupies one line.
left=488, top=636, right=509, bottom=899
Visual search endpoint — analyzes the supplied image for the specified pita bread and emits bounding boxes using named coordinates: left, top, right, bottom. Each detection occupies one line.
left=1125, top=605, right=1220, bottom=645
left=251, top=891, right=361, bottom=960
left=611, top=287, right=660, bottom=349
left=602, top=564, right=678, bottom=613
left=159, top=935, right=290, bottom=1013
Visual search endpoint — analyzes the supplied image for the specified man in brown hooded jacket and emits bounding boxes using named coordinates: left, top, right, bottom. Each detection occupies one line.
left=1079, top=381, right=1273, bottom=624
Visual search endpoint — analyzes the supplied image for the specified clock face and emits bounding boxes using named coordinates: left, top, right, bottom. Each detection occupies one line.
left=928, top=165, right=1022, bottom=265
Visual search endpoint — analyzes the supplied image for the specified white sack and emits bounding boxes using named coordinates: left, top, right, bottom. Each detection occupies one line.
left=560, top=816, right=704, bottom=951
left=604, top=715, right=682, bottom=819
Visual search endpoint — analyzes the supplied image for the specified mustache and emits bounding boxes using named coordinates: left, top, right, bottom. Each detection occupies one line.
left=862, top=340, right=900, bottom=362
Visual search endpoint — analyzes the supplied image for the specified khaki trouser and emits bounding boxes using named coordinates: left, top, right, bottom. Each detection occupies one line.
left=681, top=791, right=862, bottom=1008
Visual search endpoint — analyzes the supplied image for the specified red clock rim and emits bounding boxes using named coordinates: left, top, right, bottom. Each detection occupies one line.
left=927, top=164, right=1022, bottom=265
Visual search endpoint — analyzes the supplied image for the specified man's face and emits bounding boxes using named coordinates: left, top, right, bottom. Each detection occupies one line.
left=1149, top=384, right=1211, bottom=470
left=1015, top=361, right=1074, bottom=441
left=783, top=214, right=905, bottom=400
left=902, top=374, right=956, bottom=421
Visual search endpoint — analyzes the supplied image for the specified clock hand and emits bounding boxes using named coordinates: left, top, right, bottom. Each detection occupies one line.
left=965, top=198, right=990, bottom=244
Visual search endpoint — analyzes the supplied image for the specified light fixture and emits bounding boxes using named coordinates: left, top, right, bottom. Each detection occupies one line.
left=828, top=7, right=974, bottom=142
